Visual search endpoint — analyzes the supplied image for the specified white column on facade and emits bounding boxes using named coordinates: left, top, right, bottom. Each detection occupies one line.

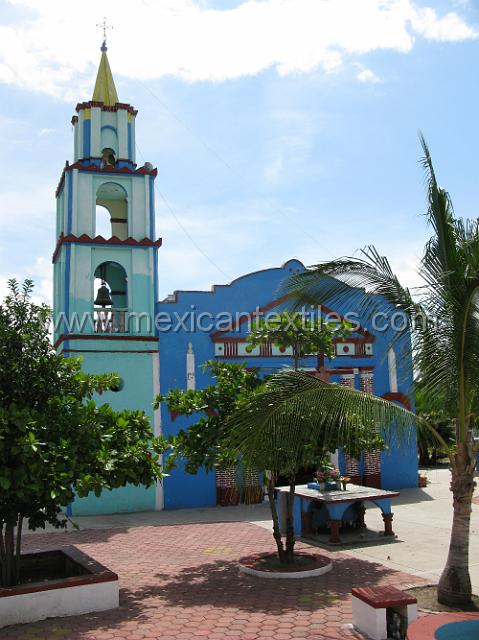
left=78, top=114, right=84, bottom=160
left=71, top=168, right=79, bottom=235
left=340, top=373, right=359, bottom=477
left=90, top=107, right=102, bottom=157
left=130, top=115, right=136, bottom=163
left=329, top=450, right=339, bottom=468
left=186, top=342, right=196, bottom=390
left=388, top=347, right=398, bottom=393
left=117, top=109, right=128, bottom=159
left=361, top=370, right=381, bottom=482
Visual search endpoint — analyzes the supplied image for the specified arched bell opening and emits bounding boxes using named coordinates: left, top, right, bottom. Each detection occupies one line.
left=93, top=261, right=128, bottom=333
left=101, top=147, right=116, bottom=168
left=95, top=182, right=128, bottom=241
left=95, top=204, right=111, bottom=239
left=100, top=124, right=118, bottom=163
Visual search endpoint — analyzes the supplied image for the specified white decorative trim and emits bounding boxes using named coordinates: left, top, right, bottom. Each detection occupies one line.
left=336, top=343, right=356, bottom=356
left=186, top=342, right=195, bottom=390
left=388, top=347, right=398, bottom=393
left=238, top=560, right=332, bottom=579
left=329, top=449, right=339, bottom=468
left=238, top=343, right=259, bottom=356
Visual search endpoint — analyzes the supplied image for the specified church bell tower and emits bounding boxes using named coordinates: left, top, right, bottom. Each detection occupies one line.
left=53, top=38, right=162, bottom=515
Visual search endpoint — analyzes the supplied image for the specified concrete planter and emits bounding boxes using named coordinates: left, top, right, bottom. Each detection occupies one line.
left=0, top=546, right=119, bottom=629
left=239, top=552, right=332, bottom=579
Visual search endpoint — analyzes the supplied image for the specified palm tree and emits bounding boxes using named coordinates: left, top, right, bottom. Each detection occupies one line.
left=281, top=135, right=477, bottom=606
left=228, top=368, right=415, bottom=565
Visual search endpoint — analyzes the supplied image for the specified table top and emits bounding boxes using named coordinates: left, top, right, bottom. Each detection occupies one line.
left=275, top=483, right=400, bottom=504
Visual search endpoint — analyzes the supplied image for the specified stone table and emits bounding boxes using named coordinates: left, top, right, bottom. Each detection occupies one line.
left=275, top=483, right=400, bottom=543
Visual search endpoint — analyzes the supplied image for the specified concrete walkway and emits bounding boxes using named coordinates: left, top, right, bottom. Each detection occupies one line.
left=343, top=467, right=479, bottom=594
left=34, top=467, right=479, bottom=592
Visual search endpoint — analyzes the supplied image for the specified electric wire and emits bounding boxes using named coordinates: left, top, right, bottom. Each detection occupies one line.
left=136, top=79, right=323, bottom=248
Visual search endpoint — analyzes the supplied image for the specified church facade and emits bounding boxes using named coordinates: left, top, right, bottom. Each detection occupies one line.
left=53, top=45, right=417, bottom=516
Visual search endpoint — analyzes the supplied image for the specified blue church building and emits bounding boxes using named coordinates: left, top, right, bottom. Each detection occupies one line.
left=53, top=44, right=417, bottom=516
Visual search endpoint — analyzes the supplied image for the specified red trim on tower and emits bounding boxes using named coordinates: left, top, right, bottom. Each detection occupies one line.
left=55, top=161, right=157, bottom=198
left=52, top=233, right=162, bottom=263
left=75, top=100, right=138, bottom=116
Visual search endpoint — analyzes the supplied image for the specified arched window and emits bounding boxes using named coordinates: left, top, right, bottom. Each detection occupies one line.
left=101, top=147, right=116, bottom=168
left=95, top=204, right=111, bottom=239
left=96, top=182, right=128, bottom=240
left=93, top=261, right=128, bottom=333
left=100, top=125, right=118, bottom=159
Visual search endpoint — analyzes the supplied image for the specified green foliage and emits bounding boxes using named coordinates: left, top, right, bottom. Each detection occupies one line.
left=227, top=369, right=411, bottom=477
left=154, top=360, right=262, bottom=474
left=415, top=385, right=455, bottom=465
left=0, top=280, right=163, bottom=586
left=246, top=310, right=350, bottom=368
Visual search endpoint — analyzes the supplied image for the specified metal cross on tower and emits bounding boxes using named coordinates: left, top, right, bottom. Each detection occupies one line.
left=97, top=17, right=113, bottom=51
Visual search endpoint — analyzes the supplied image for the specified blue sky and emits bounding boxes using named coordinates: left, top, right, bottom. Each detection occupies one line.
left=0, top=0, right=478, bottom=303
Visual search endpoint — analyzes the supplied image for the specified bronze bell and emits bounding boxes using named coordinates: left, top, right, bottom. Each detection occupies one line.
left=94, top=281, right=112, bottom=307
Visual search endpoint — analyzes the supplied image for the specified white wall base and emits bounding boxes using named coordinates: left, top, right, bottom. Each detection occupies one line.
left=352, top=595, right=387, bottom=640
left=0, top=580, right=119, bottom=629
left=407, top=603, right=418, bottom=624
left=351, top=596, right=417, bottom=640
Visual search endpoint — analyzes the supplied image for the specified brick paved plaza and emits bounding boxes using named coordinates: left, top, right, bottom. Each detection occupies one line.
left=2, top=521, right=427, bottom=640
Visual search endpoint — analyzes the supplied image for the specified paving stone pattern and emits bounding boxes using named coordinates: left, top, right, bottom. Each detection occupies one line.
left=2, top=521, right=427, bottom=640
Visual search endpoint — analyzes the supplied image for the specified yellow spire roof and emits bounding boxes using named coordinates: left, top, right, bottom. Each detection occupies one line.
left=92, top=44, right=119, bottom=105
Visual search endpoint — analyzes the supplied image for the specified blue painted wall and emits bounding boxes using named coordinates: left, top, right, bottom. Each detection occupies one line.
left=157, top=258, right=418, bottom=509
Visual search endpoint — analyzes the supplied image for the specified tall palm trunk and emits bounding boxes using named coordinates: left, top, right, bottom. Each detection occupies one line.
left=438, top=441, right=476, bottom=605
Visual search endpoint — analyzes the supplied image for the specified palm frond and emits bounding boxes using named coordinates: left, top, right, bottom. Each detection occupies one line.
left=284, top=246, right=420, bottom=322
left=227, top=369, right=419, bottom=474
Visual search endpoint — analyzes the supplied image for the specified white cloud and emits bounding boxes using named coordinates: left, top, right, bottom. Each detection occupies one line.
left=357, top=67, right=381, bottom=83
left=0, top=256, right=53, bottom=306
left=412, top=8, right=476, bottom=40
left=0, top=0, right=476, bottom=99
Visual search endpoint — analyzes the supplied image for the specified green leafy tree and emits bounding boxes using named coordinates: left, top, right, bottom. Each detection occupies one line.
left=227, top=369, right=409, bottom=565
left=154, top=360, right=262, bottom=474
left=246, top=310, right=349, bottom=369
left=415, top=386, right=455, bottom=466
left=282, top=135, right=476, bottom=605
left=0, top=280, right=163, bottom=587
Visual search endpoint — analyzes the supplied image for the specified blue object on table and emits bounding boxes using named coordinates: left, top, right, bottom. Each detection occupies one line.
left=307, top=482, right=321, bottom=490
left=325, top=481, right=338, bottom=491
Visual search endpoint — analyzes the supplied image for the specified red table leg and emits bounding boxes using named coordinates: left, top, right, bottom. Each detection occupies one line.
left=329, top=520, right=342, bottom=544
left=382, top=512, right=394, bottom=536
